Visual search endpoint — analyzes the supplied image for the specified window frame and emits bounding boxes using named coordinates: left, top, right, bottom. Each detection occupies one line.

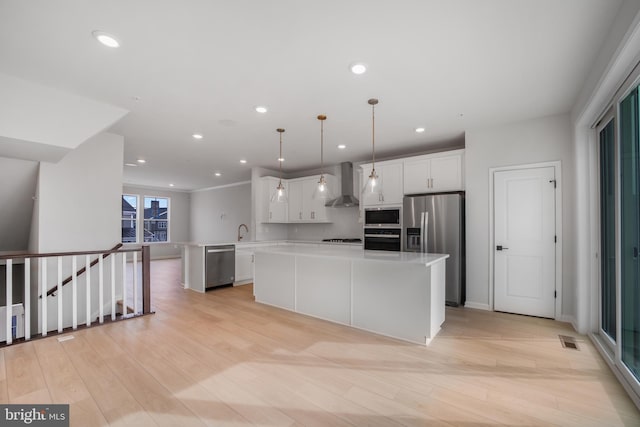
left=121, top=194, right=139, bottom=244
left=142, top=195, right=171, bottom=244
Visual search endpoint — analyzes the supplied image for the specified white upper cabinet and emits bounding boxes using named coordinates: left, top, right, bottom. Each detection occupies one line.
left=260, top=176, right=288, bottom=223
left=263, top=174, right=336, bottom=224
left=403, top=150, right=464, bottom=194
left=360, top=161, right=404, bottom=207
left=288, top=180, right=304, bottom=222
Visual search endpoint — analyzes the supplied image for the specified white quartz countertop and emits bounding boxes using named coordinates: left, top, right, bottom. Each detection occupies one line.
left=179, top=240, right=363, bottom=248
left=253, top=244, right=449, bottom=266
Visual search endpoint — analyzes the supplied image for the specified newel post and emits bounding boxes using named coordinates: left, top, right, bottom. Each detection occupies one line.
left=142, top=245, right=151, bottom=314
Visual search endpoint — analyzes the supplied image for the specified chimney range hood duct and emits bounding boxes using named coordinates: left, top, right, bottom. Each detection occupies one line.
left=326, top=162, right=359, bottom=207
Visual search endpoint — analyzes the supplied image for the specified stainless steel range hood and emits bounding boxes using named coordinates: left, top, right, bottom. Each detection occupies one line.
left=326, top=162, right=359, bottom=207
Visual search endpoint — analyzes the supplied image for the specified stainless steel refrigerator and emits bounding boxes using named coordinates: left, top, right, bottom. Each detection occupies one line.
left=403, top=192, right=465, bottom=306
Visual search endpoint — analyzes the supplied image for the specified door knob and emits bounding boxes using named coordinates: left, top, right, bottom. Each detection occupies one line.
left=496, top=245, right=508, bottom=251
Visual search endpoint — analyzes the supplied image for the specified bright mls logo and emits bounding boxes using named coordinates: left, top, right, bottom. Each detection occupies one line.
left=1, top=405, right=69, bottom=426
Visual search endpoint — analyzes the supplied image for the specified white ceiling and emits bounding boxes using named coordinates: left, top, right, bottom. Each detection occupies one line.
left=0, top=0, right=622, bottom=190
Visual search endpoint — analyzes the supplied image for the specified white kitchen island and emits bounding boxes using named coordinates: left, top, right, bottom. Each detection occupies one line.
left=253, top=245, right=449, bottom=345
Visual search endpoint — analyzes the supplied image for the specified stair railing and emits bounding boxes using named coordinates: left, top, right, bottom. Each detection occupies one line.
left=0, top=245, right=151, bottom=345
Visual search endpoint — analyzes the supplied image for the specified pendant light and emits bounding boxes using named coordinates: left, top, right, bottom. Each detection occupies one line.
left=271, top=128, right=288, bottom=203
left=312, top=115, right=334, bottom=201
left=362, top=98, right=382, bottom=198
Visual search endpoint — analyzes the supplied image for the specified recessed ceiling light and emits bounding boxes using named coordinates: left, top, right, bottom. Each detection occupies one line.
left=214, top=172, right=222, bottom=177
left=124, top=163, right=137, bottom=167
left=240, top=159, right=247, bottom=164
left=255, top=106, right=268, bottom=114
left=169, top=183, right=175, bottom=187
left=92, top=31, right=120, bottom=48
left=337, top=144, right=346, bottom=150
left=278, top=158, right=285, bottom=162
left=137, top=159, right=146, bottom=164
left=350, top=63, right=367, bottom=75
left=415, top=127, right=426, bottom=133
left=192, top=134, right=203, bottom=140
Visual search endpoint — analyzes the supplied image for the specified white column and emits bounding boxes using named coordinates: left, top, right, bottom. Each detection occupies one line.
left=122, top=252, right=127, bottom=316
left=71, top=256, right=77, bottom=329
left=5, top=259, right=12, bottom=345
left=57, top=256, right=63, bottom=333
left=98, top=256, right=104, bottom=323
left=24, top=258, right=30, bottom=340
left=41, top=258, right=47, bottom=336
left=111, top=254, right=116, bottom=321
left=133, top=252, right=138, bottom=314
left=85, top=255, right=91, bottom=327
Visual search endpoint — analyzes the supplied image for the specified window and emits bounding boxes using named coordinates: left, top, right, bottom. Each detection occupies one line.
left=143, top=196, right=169, bottom=242
left=121, top=195, right=138, bottom=243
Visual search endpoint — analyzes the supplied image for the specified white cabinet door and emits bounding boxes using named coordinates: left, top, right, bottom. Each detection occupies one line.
left=288, top=180, right=304, bottom=222
left=380, top=163, right=403, bottom=204
left=403, top=159, right=430, bottom=195
left=430, top=155, right=462, bottom=192
left=261, top=177, right=288, bottom=223
left=235, top=250, right=254, bottom=282
left=302, top=177, right=329, bottom=221
left=360, top=165, right=382, bottom=207
left=402, top=150, right=464, bottom=195
left=361, top=162, right=404, bottom=206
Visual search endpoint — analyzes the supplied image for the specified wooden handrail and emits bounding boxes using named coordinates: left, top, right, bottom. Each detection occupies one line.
left=45, top=243, right=123, bottom=297
left=0, top=244, right=143, bottom=261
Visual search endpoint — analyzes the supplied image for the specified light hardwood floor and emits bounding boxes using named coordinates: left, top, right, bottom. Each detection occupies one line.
left=2, top=258, right=639, bottom=426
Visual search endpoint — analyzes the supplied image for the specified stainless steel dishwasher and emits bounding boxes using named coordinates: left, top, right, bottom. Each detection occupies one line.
left=205, top=245, right=235, bottom=289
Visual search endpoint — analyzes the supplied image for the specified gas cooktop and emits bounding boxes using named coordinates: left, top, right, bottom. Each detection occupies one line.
left=322, top=238, right=362, bottom=243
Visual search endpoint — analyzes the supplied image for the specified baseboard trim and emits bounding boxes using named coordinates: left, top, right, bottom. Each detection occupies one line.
left=463, top=301, right=490, bottom=311
left=558, top=314, right=577, bottom=330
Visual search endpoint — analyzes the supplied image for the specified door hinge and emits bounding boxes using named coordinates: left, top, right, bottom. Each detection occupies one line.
left=549, top=179, right=557, bottom=188
left=554, top=291, right=557, bottom=298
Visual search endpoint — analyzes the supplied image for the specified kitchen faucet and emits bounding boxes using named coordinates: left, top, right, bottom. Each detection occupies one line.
left=237, top=223, right=249, bottom=241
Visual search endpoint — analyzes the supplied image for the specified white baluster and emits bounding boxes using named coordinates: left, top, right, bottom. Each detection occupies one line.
left=41, top=258, right=47, bottom=336
left=24, top=258, right=30, bottom=341
left=98, top=256, right=104, bottom=323
left=85, top=255, right=91, bottom=327
left=72, top=256, right=77, bottom=330
left=6, top=259, right=12, bottom=345
left=111, top=254, right=116, bottom=321
left=133, top=252, right=138, bottom=314
left=122, top=252, right=127, bottom=317
left=57, top=256, right=62, bottom=333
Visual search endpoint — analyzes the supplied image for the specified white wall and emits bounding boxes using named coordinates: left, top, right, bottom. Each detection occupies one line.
left=36, top=132, right=123, bottom=252
left=0, top=157, right=38, bottom=251
left=30, top=132, right=124, bottom=333
left=122, top=185, right=191, bottom=259
left=191, top=182, right=251, bottom=243
left=465, top=114, right=574, bottom=317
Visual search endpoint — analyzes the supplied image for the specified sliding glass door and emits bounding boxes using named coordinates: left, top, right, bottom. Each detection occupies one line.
left=598, top=116, right=616, bottom=343
left=620, top=88, right=640, bottom=380
left=599, top=84, right=640, bottom=394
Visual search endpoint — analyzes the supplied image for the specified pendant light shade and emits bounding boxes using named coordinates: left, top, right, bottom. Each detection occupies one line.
left=362, top=98, right=383, bottom=198
left=271, top=128, right=288, bottom=203
left=312, top=115, right=334, bottom=201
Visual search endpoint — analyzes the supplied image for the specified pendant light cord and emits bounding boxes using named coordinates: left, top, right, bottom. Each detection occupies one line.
left=320, top=119, right=324, bottom=174
left=279, top=132, right=283, bottom=183
left=368, top=98, right=378, bottom=173
left=371, top=102, right=375, bottom=171
left=276, top=128, right=285, bottom=186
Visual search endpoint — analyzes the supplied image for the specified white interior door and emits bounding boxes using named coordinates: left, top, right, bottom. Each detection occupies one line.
left=494, top=167, right=556, bottom=318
